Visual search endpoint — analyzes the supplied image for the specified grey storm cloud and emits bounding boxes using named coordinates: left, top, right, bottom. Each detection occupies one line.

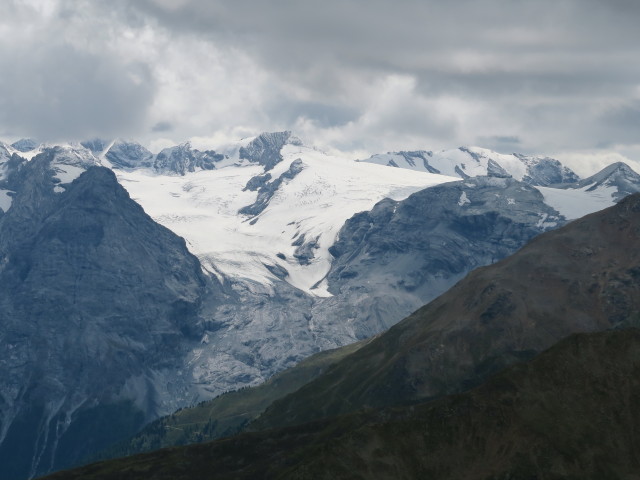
left=0, top=45, right=155, bottom=142
left=124, top=0, right=640, bottom=151
left=0, top=0, right=157, bottom=142
left=2, top=0, right=640, bottom=157
left=0, top=40, right=154, bottom=140
left=152, top=121, right=174, bottom=132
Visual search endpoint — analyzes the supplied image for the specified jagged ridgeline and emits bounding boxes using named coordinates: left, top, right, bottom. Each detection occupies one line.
left=1, top=135, right=640, bottom=479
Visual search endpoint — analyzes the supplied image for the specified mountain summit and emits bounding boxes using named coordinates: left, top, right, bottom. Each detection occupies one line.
left=0, top=155, right=214, bottom=479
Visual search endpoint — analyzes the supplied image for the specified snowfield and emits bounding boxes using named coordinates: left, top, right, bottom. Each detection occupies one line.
left=536, top=184, right=617, bottom=220
left=116, top=143, right=457, bottom=296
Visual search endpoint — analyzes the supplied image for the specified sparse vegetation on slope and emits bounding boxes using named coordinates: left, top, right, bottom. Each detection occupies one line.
left=41, top=329, right=640, bottom=479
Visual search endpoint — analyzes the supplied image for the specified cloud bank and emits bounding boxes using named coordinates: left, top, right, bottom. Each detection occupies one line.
left=2, top=0, right=640, bottom=170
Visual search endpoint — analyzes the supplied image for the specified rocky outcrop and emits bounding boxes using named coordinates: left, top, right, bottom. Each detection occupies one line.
left=105, top=140, right=154, bottom=169
left=310, top=176, right=564, bottom=339
left=239, top=131, right=301, bottom=171
left=154, top=143, right=224, bottom=175
left=0, top=153, right=213, bottom=479
left=562, top=161, right=640, bottom=200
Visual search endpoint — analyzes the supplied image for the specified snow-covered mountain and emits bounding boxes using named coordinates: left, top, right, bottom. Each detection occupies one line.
left=115, top=133, right=456, bottom=295
left=361, top=146, right=640, bottom=221
left=2, top=132, right=640, bottom=479
left=360, top=147, right=580, bottom=186
left=537, top=161, right=640, bottom=219
left=10, top=138, right=38, bottom=153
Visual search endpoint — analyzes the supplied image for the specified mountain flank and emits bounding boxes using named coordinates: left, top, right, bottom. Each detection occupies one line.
left=41, top=329, right=640, bottom=479
left=0, top=157, right=215, bottom=479
left=253, top=192, right=640, bottom=430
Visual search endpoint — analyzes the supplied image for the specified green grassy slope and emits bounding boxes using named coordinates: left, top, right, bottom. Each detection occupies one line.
left=41, top=329, right=640, bottom=479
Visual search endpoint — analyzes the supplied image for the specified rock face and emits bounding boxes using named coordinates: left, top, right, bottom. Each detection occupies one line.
left=105, top=140, right=154, bottom=169
left=239, top=159, right=304, bottom=217
left=103, top=140, right=225, bottom=175
left=239, top=131, right=301, bottom=170
left=515, top=153, right=579, bottom=185
left=80, top=138, right=110, bottom=155
left=42, top=329, right=640, bottom=480
left=96, top=339, right=371, bottom=461
left=154, top=143, right=224, bottom=175
left=10, top=139, right=38, bottom=153
left=310, top=176, right=564, bottom=339
left=0, top=152, right=212, bottom=480
left=254, top=193, right=640, bottom=430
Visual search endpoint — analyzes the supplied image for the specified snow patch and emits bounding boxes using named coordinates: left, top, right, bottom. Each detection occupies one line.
left=0, top=190, right=13, bottom=211
left=458, top=191, right=470, bottom=206
left=536, top=184, right=617, bottom=219
left=54, top=164, right=86, bottom=184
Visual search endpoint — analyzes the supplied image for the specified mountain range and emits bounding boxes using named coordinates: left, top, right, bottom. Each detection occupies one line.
left=42, top=194, right=640, bottom=480
left=0, top=133, right=639, bottom=478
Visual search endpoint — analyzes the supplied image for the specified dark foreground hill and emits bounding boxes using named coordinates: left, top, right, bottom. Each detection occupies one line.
left=253, top=192, right=640, bottom=430
left=41, top=328, right=640, bottom=479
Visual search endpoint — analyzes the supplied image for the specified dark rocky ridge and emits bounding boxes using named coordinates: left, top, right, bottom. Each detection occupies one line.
left=153, top=143, right=223, bottom=175
left=105, top=140, right=154, bottom=169
left=239, top=158, right=304, bottom=217
left=41, top=329, right=640, bottom=479
left=254, top=193, right=640, bottom=430
left=311, top=176, right=564, bottom=339
left=239, top=131, right=300, bottom=171
left=0, top=154, right=215, bottom=479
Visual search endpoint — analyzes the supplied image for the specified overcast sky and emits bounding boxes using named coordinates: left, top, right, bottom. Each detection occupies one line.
left=2, top=0, right=640, bottom=173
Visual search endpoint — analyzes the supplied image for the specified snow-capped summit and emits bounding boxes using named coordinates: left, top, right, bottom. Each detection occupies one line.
left=10, top=138, right=39, bottom=153
left=239, top=131, right=302, bottom=170
left=80, top=138, right=111, bottom=155
left=361, top=147, right=580, bottom=186
left=569, top=162, right=640, bottom=201
left=513, top=153, right=579, bottom=186
left=536, top=162, right=640, bottom=219
left=105, top=139, right=155, bottom=169
left=33, top=144, right=101, bottom=193
left=154, top=142, right=224, bottom=175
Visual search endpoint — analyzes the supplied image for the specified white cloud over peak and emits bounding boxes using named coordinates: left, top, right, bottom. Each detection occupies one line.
left=1, top=0, right=640, bottom=173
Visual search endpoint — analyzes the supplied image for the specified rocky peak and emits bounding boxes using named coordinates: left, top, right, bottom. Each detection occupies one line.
left=105, top=140, right=154, bottom=169
left=0, top=164, right=213, bottom=479
left=568, top=161, right=640, bottom=201
left=239, top=131, right=299, bottom=171
left=10, top=138, right=38, bottom=153
left=154, top=142, right=223, bottom=175
left=80, top=138, right=111, bottom=155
